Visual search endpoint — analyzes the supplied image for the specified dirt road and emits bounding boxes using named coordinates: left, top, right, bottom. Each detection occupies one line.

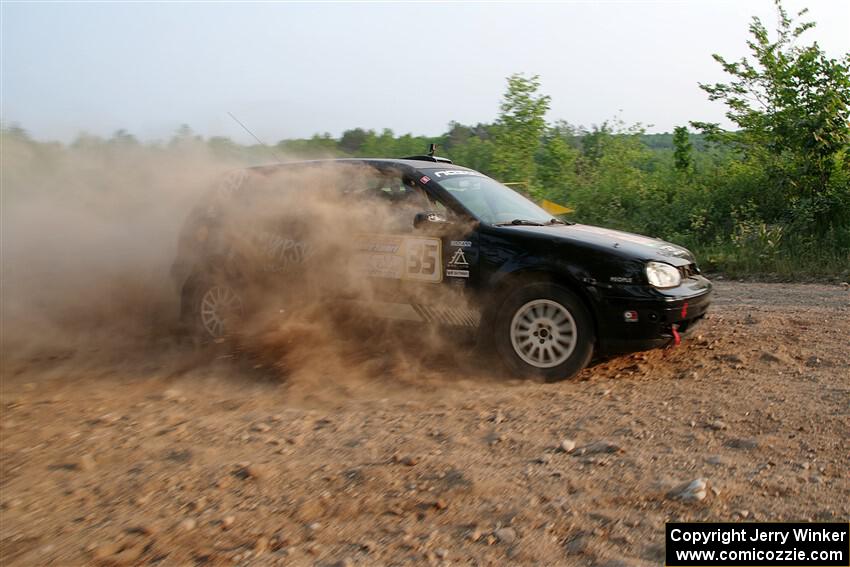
left=2, top=282, right=848, bottom=566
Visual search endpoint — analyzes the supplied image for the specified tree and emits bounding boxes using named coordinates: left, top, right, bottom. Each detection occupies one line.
left=70, top=132, right=106, bottom=150
left=170, top=124, right=201, bottom=147
left=2, top=123, right=31, bottom=142
left=548, top=120, right=580, bottom=147
left=109, top=129, right=139, bottom=147
left=491, top=74, right=551, bottom=186
left=360, top=128, right=396, bottom=156
left=444, top=121, right=473, bottom=149
left=208, top=136, right=239, bottom=158
left=535, top=127, right=579, bottom=202
left=339, top=128, right=368, bottom=154
left=446, top=136, right=495, bottom=176
left=692, top=0, right=850, bottom=211
left=579, top=122, right=613, bottom=166
left=672, top=126, right=693, bottom=173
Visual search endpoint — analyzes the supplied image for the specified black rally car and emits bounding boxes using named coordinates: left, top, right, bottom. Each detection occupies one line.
left=172, top=156, right=712, bottom=381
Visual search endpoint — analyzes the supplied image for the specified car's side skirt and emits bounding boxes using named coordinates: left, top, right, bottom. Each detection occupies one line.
left=346, top=300, right=481, bottom=328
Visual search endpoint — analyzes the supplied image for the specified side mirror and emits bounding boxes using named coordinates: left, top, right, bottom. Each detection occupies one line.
left=413, top=211, right=450, bottom=230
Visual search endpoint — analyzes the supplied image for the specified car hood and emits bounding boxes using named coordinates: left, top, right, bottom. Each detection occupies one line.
left=504, top=223, right=696, bottom=267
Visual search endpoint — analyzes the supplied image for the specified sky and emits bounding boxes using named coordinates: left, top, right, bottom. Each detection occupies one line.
left=2, top=1, right=849, bottom=144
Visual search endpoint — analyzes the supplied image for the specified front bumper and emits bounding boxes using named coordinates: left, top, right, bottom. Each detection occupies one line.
left=593, top=276, right=713, bottom=355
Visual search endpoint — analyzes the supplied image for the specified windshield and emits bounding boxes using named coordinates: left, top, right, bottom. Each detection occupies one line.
left=432, top=172, right=557, bottom=225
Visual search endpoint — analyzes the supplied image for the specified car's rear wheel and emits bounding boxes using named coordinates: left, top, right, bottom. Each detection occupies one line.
left=494, top=282, right=594, bottom=381
left=187, top=276, right=245, bottom=340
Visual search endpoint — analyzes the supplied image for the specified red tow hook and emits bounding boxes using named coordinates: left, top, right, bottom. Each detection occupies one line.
left=671, top=324, right=681, bottom=346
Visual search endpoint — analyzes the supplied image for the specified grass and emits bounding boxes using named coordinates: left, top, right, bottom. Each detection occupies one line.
left=696, top=243, right=850, bottom=282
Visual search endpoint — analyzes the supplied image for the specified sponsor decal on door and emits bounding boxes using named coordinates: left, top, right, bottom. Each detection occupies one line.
left=353, top=235, right=442, bottom=283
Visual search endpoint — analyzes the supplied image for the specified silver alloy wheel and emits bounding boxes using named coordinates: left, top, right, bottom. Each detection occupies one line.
left=509, top=299, right=577, bottom=368
left=199, top=284, right=243, bottom=338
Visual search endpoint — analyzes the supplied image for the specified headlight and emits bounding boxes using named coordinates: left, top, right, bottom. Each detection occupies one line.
left=645, top=261, right=681, bottom=288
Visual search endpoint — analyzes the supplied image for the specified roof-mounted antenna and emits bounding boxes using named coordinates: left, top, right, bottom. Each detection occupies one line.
left=428, top=143, right=437, bottom=157
left=227, top=111, right=284, bottom=164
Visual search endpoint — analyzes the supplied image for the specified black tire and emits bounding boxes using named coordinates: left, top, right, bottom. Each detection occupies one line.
left=184, top=274, right=246, bottom=342
left=493, top=282, right=594, bottom=382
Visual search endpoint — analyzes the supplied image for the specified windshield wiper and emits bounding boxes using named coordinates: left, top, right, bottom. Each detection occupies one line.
left=495, top=219, right=546, bottom=226
left=495, top=218, right=572, bottom=226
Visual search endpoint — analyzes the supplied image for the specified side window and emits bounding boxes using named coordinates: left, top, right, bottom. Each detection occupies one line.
left=348, top=170, right=455, bottom=232
left=365, top=175, right=432, bottom=233
left=393, top=183, right=431, bottom=232
left=427, top=194, right=448, bottom=214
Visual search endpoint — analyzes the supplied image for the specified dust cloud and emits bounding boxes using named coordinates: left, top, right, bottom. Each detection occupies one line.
left=2, top=138, right=231, bottom=365
left=184, top=163, right=487, bottom=397
left=1, top=139, right=485, bottom=394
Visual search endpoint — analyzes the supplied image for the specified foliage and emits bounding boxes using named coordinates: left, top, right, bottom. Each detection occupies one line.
left=672, top=126, right=693, bottom=173
left=534, top=127, right=579, bottom=202
left=691, top=0, right=850, bottom=237
left=490, top=74, right=551, bottom=188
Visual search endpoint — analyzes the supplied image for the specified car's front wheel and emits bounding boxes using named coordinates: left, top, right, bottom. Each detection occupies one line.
left=494, top=282, right=594, bottom=381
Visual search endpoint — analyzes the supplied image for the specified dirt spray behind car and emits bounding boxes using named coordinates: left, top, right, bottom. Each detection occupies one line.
left=2, top=141, right=488, bottom=395
left=173, top=162, right=491, bottom=395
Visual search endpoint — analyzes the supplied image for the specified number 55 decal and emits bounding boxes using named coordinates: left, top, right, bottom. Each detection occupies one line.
left=405, top=237, right=442, bottom=283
